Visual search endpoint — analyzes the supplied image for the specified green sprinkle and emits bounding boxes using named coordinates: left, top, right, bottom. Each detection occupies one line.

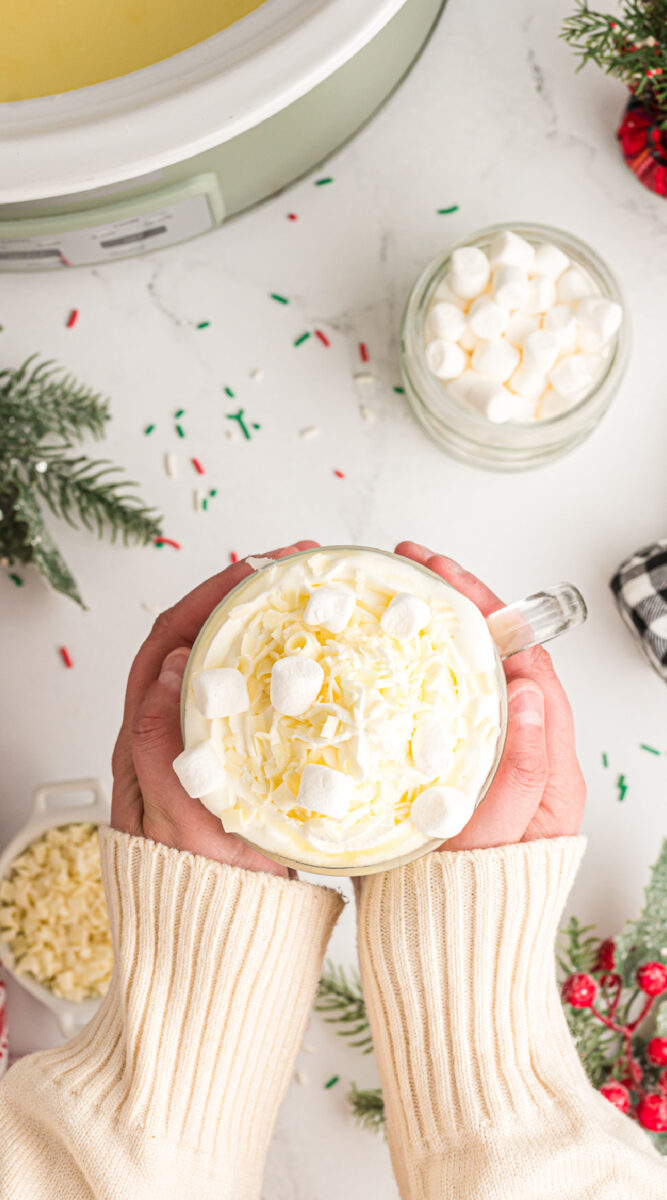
left=175, top=424, right=186, bottom=438
left=226, top=408, right=252, bottom=440
left=437, top=204, right=460, bottom=214
left=155, top=541, right=165, bottom=549
left=270, top=293, right=289, bottom=305
left=602, top=753, right=609, bottom=768
left=640, top=743, right=660, bottom=755
left=617, top=774, right=628, bottom=801
left=224, top=386, right=235, bottom=398
left=175, top=408, right=185, bottom=417
left=9, top=573, right=23, bottom=587
left=324, top=1075, right=340, bottom=1089
left=196, top=321, right=210, bottom=329
left=294, top=332, right=311, bottom=347
left=144, top=423, right=156, bottom=435
left=202, top=498, right=208, bottom=511
left=315, top=177, right=333, bottom=186
left=393, top=385, right=405, bottom=394
left=209, top=488, right=218, bottom=497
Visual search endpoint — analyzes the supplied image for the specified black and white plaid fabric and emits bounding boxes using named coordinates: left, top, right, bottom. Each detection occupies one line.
left=610, top=540, right=667, bottom=681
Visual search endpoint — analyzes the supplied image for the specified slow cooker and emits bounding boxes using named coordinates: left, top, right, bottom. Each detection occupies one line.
left=0, top=0, right=444, bottom=270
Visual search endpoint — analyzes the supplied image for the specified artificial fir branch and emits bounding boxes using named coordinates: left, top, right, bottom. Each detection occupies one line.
left=562, top=1, right=667, bottom=124
left=0, top=357, right=161, bottom=606
left=315, top=962, right=374, bottom=1052
left=347, top=1085, right=386, bottom=1134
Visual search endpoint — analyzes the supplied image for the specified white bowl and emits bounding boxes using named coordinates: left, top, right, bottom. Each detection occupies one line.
left=0, top=779, right=110, bottom=1037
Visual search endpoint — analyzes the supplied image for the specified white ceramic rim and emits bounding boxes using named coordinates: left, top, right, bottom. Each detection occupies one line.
left=0, top=780, right=110, bottom=1036
left=181, top=546, right=509, bottom=876
left=0, top=0, right=407, bottom=203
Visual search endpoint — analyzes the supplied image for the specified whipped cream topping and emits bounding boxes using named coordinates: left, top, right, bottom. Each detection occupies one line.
left=182, top=550, right=503, bottom=869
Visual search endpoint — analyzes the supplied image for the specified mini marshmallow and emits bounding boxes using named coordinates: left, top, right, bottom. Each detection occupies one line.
left=193, top=668, right=250, bottom=719
left=504, top=311, right=540, bottom=349
left=173, top=743, right=225, bottom=798
left=426, top=301, right=466, bottom=343
left=521, top=274, right=557, bottom=316
left=488, top=230, right=535, bottom=271
left=557, top=266, right=599, bottom=306
left=446, top=370, right=477, bottom=403
left=529, top=242, right=570, bottom=280
left=412, top=720, right=455, bottom=778
left=297, top=763, right=354, bottom=819
left=381, top=593, right=431, bottom=639
left=472, top=336, right=520, bottom=382
left=549, top=353, right=595, bottom=401
left=523, top=329, right=560, bottom=374
left=509, top=364, right=547, bottom=404
left=448, top=246, right=491, bottom=299
left=304, top=587, right=355, bottom=634
left=458, top=327, right=477, bottom=351
left=492, top=264, right=528, bottom=311
left=466, top=377, right=524, bottom=424
left=576, top=296, right=623, bottom=351
left=433, top=274, right=467, bottom=310
left=543, top=304, right=578, bottom=352
left=271, top=656, right=324, bottom=716
left=425, top=339, right=466, bottom=381
left=411, top=785, right=475, bottom=840
left=467, top=295, right=511, bottom=339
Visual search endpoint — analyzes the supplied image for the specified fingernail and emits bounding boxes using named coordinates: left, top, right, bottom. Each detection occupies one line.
left=158, top=649, right=189, bottom=696
left=509, top=684, right=544, bottom=726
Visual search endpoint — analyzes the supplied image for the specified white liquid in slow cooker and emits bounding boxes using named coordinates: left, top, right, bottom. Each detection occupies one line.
left=0, top=0, right=267, bottom=102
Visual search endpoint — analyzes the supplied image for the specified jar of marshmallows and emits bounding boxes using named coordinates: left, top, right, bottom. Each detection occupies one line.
left=400, top=223, right=630, bottom=471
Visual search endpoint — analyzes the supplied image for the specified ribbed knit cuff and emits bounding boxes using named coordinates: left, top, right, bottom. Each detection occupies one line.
left=44, top=829, right=344, bottom=1167
left=357, top=838, right=587, bottom=1151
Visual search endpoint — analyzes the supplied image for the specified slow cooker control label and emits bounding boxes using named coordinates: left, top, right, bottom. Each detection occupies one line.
left=0, top=182, right=221, bottom=270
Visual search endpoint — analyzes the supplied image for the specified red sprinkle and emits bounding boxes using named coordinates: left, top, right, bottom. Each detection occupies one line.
left=59, top=646, right=74, bottom=669
left=333, top=469, right=345, bottom=479
left=359, top=342, right=369, bottom=363
left=66, top=309, right=79, bottom=329
left=191, top=457, right=205, bottom=475
left=154, top=537, right=181, bottom=550
left=287, top=213, right=298, bottom=221
left=230, top=551, right=239, bottom=563
left=315, top=329, right=330, bottom=347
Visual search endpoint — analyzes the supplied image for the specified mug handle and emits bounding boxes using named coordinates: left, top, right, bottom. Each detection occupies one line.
left=485, top=583, right=587, bottom=660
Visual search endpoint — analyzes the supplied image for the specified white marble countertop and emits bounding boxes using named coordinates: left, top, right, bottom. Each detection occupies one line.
left=2, top=0, right=667, bottom=1194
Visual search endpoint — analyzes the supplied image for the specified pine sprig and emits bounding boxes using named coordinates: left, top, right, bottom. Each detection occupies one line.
left=315, top=961, right=374, bottom=1053
left=557, top=918, right=623, bottom=1089
left=562, top=1, right=667, bottom=124
left=347, top=1085, right=386, bottom=1134
left=0, top=357, right=161, bottom=606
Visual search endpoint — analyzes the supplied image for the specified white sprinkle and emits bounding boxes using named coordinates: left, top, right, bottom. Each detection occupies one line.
left=194, top=489, right=203, bottom=512
left=249, top=368, right=263, bottom=381
left=354, top=371, right=376, bottom=391
left=302, top=1042, right=316, bottom=1055
left=359, top=403, right=375, bottom=423
left=165, top=452, right=177, bottom=478
left=226, top=428, right=241, bottom=442
left=295, top=1071, right=308, bottom=1086
left=299, top=426, right=320, bottom=439
left=141, top=601, right=158, bottom=614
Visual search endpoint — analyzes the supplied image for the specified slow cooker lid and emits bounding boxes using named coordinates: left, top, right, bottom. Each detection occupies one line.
left=0, top=0, right=408, bottom=203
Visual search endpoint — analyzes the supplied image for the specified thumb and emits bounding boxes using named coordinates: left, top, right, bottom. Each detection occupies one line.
left=444, top=678, right=548, bottom=851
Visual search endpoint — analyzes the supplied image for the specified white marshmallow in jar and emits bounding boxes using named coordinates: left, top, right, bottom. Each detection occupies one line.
left=401, top=223, right=630, bottom=471
left=176, top=547, right=587, bottom=876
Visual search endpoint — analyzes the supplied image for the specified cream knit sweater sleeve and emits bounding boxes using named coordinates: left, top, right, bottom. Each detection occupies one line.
left=0, top=827, right=344, bottom=1200
left=357, top=837, right=667, bottom=1200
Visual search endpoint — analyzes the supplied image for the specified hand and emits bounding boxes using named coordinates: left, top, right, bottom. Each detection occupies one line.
left=111, top=541, right=320, bottom=877
left=395, top=542, right=587, bottom=850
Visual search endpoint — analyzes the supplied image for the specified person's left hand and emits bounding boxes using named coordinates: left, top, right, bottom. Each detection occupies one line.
left=111, top=540, right=319, bottom=877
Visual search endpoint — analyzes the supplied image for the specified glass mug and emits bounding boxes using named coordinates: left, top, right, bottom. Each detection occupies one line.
left=181, top=547, right=587, bottom=876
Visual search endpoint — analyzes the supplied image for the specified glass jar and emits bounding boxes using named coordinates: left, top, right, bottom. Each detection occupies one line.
left=400, top=222, right=630, bottom=471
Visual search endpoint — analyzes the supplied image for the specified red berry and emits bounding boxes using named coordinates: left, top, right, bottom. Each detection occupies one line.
left=600, top=1081, right=631, bottom=1113
left=647, top=1037, right=667, bottom=1066
left=594, top=938, right=616, bottom=971
left=637, top=962, right=667, bottom=997
left=637, top=1093, right=667, bottom=1132
left=561, top=973, right=598, bottom=1008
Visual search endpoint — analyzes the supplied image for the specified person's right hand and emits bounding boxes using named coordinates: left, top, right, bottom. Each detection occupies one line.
left=396, top=542, right=587, bottom=851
